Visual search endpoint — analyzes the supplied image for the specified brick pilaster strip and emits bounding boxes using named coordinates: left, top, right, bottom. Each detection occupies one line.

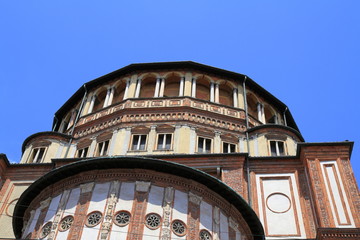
left=67, top=182, right=94, bottom=240
left=127, top=181, right=150, bottom=240
left=187, top=192, right=201, bottom=239
left=306, top=159, right=331, bottom=227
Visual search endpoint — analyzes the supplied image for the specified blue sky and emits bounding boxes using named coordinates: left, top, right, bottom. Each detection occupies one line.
left=0, top=1, right=359, bottom=182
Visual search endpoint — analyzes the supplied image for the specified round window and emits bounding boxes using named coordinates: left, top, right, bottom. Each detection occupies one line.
left=199, top=229, right=212, bottom=240
left=40, top=222, right=52, bottom=239
left=59, top=215, right=74, bottom=231
left=85, top=211, right=102, bottom=227
left=145, top=213, right=161, bottom=229
left=171, top=219, right=186, bottom=236
left=114, top=211, right=131, bottom=227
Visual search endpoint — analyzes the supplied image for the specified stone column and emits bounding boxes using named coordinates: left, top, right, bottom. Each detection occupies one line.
left=107, top=86, right=115, bottom=106
left=179, top=77, right=185, bottom=96
left=233, top=88, right=238, bottom=108
left=87, top=95, right=96, bottom=114
left=103, top=87, right=112, bottom=108
left=210, top=82, right=215, bottom=102
left=134, top=79, right=141, bottom=98
left=159, top=78, right=165, bottom=97
left=214, top=83, right=219, bottom=103
left=123, top=80, right=130, bottom=100
left=191, top=78, right=196, bottom=97
left=154, top=78, right=161, bottom=97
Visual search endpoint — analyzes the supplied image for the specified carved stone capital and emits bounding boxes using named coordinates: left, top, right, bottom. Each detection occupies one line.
left=40, top=197, right=51, bottom=210
left=135, top=181, right=151, bottom=192
left=80, top=182, right=94, bottom=193
left=213, top=206, right=220, bottom=224
left=164, top=187, right=174, bottom=204
left=189, top=192, right=202, bottom=205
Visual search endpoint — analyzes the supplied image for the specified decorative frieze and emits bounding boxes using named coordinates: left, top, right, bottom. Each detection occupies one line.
left=161, top=187, right=174, bottom=240
left=308, top=159, right=331, bottom=227
left=74, top=97, right=250, bottom=138
left=100, top=181, right=121, bottom=240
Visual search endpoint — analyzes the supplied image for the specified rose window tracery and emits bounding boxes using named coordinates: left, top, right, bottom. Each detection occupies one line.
left=86, top=211, right=102, bottom=227
left=40, top=222, right=52, bottom=238
left=199, top=230, right=212, bottom=240
left=171, top=219, right=186, bottom=236
left=145, top=213, right=161, bottom=229
left=59, top=215, right=74, bottom=231
left=114, top=211, right=131, bottom=226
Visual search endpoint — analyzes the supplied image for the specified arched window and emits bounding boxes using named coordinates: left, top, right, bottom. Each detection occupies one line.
left=164, top=75, right=180, bottom=97
left=113, top=81, right=127, bottom=104
left=92, top=88, right=107, bottom=112
left=196, top=77, right=210, bottom=101
left=246, top=93, right=258, bottom=120
left=219, top=83, right=233, bottom=106
left=139, top=76, right=157, bottom=98
left=265, top=105, right=278, bottom=124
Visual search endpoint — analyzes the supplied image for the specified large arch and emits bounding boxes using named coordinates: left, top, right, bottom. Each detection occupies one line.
left=113, top=79, right=128, bottom=103
left=92, top=87, right=108, bottom=112
left=163, top=73, right=181, bottom=97
left=196, top=76, right=211, bottom=101
left=246, top=92, right=259, bottom=121
left=139, top=75, right=157, bottom=98
left=14, top=157, right=264, bottom=240
left=218, top=81, right=233, bottom=106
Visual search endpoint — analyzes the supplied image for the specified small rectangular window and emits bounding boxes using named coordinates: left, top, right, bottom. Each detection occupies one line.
left=96, top=140, right=110, bottom=156
left=270, top=141, right=285, bottom=156
left=131, top=135, right=147, bottom=151
left=157, top=134, right=172, bottom=150
left=198, top=137, right=212, bottom=153
left=30, top=147, right=46, bottom=163
left=77, top=147, right=89, bottom=158
left=223, top=142, right=236, bottom=153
